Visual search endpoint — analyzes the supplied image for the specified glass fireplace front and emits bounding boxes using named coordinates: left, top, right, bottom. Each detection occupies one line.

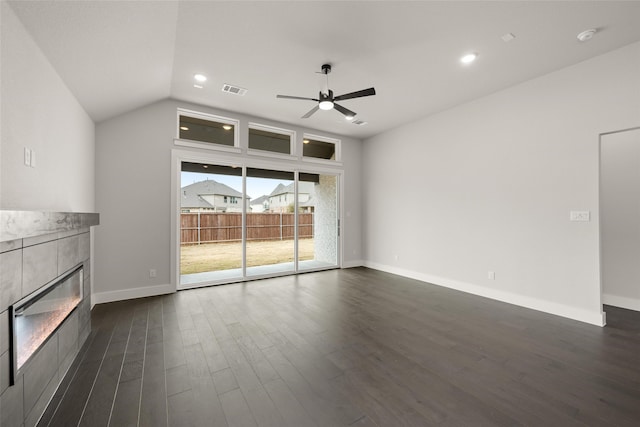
left=10, top=263, right=83, bottom=383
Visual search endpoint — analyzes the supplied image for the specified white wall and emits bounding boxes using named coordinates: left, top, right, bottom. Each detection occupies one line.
left=94, top=99, right=363, bottom=302
left=0, top=3, right=95, bottom=212
left=601, top=128, right=640, bottom=311
left=363, top=41, right=640, bottom=326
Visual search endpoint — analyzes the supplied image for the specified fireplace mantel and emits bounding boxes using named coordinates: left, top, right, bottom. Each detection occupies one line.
left=0, top=210, right=99, bottom=242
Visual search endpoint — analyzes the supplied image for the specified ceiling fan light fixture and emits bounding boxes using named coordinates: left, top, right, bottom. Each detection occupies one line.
left=319, top=100, right=334, bottom=110
left=345, top=114, right=355, bottom=121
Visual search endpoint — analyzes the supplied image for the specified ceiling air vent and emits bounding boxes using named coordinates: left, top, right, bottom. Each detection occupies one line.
left=222, top=84, right=247, bottom=96
left=352, top=119, right=368, bottom=126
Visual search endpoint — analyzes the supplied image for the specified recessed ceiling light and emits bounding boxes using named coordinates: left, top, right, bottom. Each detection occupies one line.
left=577, top=29, right=597, bottom=42
left=194, top=74, right=207, bottom=82
left=501, top=33, right=516, bottom=43
left=222, top=125, right=232, bottom=131
left=180, top=126, right=189, bottom=131
left=303, top=139, right=310, bottom=144
left=460, top=53, right=478, bottom=64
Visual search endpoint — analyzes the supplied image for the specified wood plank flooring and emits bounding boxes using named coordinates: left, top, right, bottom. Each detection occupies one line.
left=38, top=267, right=640, bottom=426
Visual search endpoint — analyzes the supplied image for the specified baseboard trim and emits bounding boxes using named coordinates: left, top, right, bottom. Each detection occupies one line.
left=603, top=294, right=640, bottom=312
left=92, top=283, right=175, bottom=307
left=364, top=261, right=605, bottom=327
left=342, top=259, right=364, bottom=268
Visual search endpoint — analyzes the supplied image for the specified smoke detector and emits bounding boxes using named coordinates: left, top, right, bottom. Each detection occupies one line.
left=577, top=29, right=597, bottom=42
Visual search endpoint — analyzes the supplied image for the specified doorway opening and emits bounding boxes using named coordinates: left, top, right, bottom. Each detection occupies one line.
left=600, top=127, right=640, bottom=313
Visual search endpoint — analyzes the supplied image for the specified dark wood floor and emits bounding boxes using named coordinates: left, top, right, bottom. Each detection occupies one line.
left=38, top=267, right=640, bottom=426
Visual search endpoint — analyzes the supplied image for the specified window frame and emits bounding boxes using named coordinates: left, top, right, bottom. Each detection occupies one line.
left=247, top=122, right=296, bottom=159
left=175, top=108, right=240, bottom=153
left=302, top=133, right=342, bottom=164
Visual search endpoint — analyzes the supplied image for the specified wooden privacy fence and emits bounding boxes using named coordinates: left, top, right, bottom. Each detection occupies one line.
left=181, top=212, right=313, bottom=244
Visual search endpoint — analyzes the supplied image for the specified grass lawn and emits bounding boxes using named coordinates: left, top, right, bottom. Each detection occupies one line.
left=181, top=238, right=315, bottom=275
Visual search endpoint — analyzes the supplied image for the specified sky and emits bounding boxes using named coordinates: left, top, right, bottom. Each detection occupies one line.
left=181, top=172, right=291, bottom=200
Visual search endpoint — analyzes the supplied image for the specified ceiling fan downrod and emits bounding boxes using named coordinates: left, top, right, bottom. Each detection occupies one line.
left=321, top=64, right=331, bottom=96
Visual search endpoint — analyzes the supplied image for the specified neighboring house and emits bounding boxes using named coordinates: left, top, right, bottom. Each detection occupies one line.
left=298, top=196, right=314, bottom=214
left=249, top=195, right=269, bottom=212
left=181, top=179, right=248, bottom=213
left=268, top=181, right=315, bottom=213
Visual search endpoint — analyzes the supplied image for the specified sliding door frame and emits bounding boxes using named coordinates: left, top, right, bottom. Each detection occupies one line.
left=170, top=148, right=344, bottom=290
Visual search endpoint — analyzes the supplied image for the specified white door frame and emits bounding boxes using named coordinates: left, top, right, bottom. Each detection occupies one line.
left=598, top=126, right=640, bottom=315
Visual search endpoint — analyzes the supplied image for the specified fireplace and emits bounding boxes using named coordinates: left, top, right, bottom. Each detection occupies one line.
left=1, top=211, right=98, bottom=426
left=9, top=263, right=84, bottom=384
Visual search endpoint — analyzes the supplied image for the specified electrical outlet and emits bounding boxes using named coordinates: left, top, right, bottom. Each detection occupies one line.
left=24, top=147, right=31, bottom=166
left=570, top=211, right=590, bottom=222
left=488, top=271, right=495, bottom=280
left=394, top=254, right=399, bottom=261
left=149, top=269, right=157, bottom=278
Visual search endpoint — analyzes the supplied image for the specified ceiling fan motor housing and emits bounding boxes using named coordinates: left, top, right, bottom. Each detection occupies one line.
left=319, top=90, right=333, bottom=101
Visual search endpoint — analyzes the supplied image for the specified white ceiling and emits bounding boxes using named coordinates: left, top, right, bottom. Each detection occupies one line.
left=8, top=1, right=640, bottom=139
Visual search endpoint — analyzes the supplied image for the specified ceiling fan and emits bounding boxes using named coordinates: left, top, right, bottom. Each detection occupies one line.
left=277, top=64, right=376, bottom=120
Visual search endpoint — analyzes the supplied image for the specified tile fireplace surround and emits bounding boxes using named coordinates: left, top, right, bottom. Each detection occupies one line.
left=0, top=211, right=99, bottom=427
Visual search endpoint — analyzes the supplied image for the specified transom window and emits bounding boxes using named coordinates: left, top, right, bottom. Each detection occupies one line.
left=248, top=123, right=295, bottom=156
left=177, top=109, right=239, bottom=149
left=303, top=134, right=340, bottom=161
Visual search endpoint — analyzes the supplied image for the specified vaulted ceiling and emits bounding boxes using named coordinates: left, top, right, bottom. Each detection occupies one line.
left=8, top=1, right=640, bottom=139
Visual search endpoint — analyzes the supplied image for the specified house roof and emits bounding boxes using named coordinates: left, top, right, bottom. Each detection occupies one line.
left=181, top=179, right=243, bottom=208
left=250, top=195, right=269, bottom=206
left=181, top=193, right=214, bottom=210
left=183, top=179, right=243, bottom=197
left=269, top=183, right=290, bottom=197
left=8, top=1, right=640, bottom=139
left=269, top=181, right=315, bottom=197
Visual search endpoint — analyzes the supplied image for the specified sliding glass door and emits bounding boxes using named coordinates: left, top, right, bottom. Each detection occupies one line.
left=179, top=162, right=244, bottom=286
left=178, top=161, right=340, bottom=289
left=245, top=168, right=295, bottom=277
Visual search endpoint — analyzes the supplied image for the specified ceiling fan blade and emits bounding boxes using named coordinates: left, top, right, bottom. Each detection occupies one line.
left=277, top=94, right=319, bottom=101
left=334, top=87, right=376, bottom=102
left=333, top=103, right=356, bottom=118
left=301, top=105, right=320, bottom=118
